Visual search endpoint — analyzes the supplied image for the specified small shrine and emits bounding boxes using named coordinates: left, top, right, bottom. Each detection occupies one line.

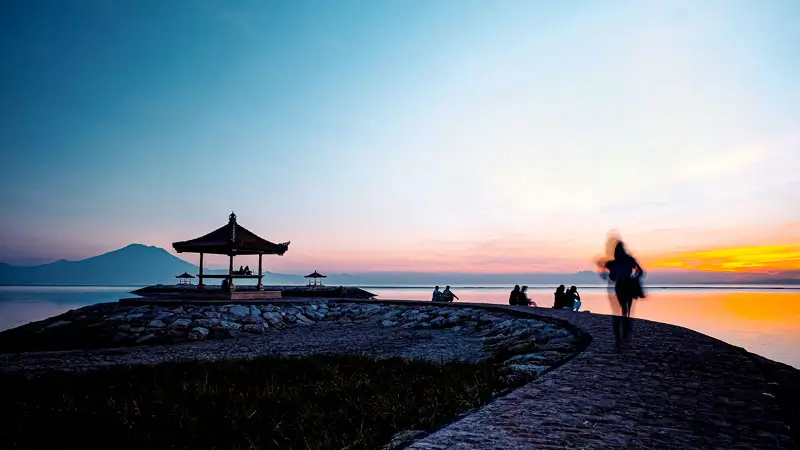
left=304, top=270, right=327, bottom=286
left=176, top=272, right=195, bottom=285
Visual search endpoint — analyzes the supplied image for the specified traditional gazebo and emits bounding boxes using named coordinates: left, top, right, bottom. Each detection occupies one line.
left=176, top=272, right=195, bottom=285
left=172, top=212, right=290, bottom=291
left=304, top=270, right=326, bottom=286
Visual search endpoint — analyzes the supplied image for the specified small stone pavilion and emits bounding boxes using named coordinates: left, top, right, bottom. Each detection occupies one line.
left=172, top=212, right=290, bottom=300
left=305, top=271, right=326, bottom=286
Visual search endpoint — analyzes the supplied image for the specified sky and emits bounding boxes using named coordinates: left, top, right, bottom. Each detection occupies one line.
left=1, top=0, right=799, bottom=274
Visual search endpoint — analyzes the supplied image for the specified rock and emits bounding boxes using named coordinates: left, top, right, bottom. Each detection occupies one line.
left=243, top=323, right=267, bottom=334
left=155, top=312, right=175, bottom=321
left=502, top=363, right=548, bottom=376
left=171, top=306, right=186, bottom=314
left=117, top=324, right=131, bottom=332
left=195, top=318, right=220, bottom=328
left=262, top=312, right=283, bottom=326
left=168, top=318, right=192, bottom=330
left=106, top=314, right=126, bottom=321
left=242, top=315, right=262, bottom=324
left=136, top=333, right=156, bottom=344
left=188, top=327, right=210, bottom=340
left=295, top=314, right=314, bottom=326
left=125, top=313, right=144, bottom=320
left=249, top=305, right=261, bottom=318
left=228, top=306, right=250, bottom=317
left=203, top=311, right=222, bottom=319
left=129, top=327, right=145, bottom=333
left=451, top=325, right=463, bottom=332
left=220, top=320, right=242, bottom=330
left=147, top=320, right=167, bottom=328
left=430, top=316, right=447, bottom=328
left=380, top=320, right=398, bottom=328
left=46, top=320, right=71, bottom=329
left=112, top=333, right=129, bottom=343
left=414, top=322, right=432, bottom=329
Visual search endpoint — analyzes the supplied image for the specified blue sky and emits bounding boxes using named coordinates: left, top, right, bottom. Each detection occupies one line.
left=1, top=0, right=798, bottom=272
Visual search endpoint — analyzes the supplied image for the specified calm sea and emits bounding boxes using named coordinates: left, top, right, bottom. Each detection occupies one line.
left=0, top=285, right=798, bottom=369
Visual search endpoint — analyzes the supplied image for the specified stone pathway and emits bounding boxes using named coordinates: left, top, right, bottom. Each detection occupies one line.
left=406, top=305, right=798, bottom=449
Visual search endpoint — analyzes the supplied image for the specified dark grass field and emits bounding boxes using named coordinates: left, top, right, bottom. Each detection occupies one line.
left=0, top=355, right=513, bottom=450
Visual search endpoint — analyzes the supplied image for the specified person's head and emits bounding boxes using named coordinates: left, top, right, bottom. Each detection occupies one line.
left=434, top=285, right=439, bottom=290
left=445, top=285, right=451, bottom=290
left=614, top=241, right=629, bottom=260
left=512, top=284, right=520, bottom=292
left=521, top=285, right=528, bottom=293
left=569, top=286, right=577, bottom=293
left=557, top=285, right=565, bottom=293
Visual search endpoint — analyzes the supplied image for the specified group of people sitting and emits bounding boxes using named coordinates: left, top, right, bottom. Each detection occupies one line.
left=510, top=284, right=582, bottom=311
left=509, top=285, right=538, bottom=306
left=553, top=285, right=582, bottom=311
left=431, top=285, right=459, bottom=302
left=233, top=266, right=254, bottom=276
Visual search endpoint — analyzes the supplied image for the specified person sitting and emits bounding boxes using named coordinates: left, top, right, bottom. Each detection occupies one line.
left=509, top=285, right=521, bottom=305
left=221, top=278, right=229, bottom=290
left=553, top=285, right=569, bottom=309
left=567, top=286, right=581, bottom=311
left=441, top=285, right=458, bottom=302
left=519, top=285, right=538, bottom=307
left=432, top=285, right=442, bottom=302
left=244, top=265, right=252, bottom=275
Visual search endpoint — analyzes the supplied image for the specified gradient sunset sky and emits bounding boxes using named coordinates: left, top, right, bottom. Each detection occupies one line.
left=1, top=0, right=798, bottom=273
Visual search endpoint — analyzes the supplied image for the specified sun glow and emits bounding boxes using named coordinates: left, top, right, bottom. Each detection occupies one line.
left=651, top=245, right=800, bottom=273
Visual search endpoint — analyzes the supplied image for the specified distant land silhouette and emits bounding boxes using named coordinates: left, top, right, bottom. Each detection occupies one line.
left=0, top=244, right=797, bottom=286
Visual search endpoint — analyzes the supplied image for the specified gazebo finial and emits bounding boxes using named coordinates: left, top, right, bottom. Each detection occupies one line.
left=229, top=211, right=237, bottom=242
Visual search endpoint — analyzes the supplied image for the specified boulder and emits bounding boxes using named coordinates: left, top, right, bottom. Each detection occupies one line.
left=124, top=313, right=143, bottom=320
left=147, top=319, right=167, bottom=329
left=262, top=312, right=283, bottom=326
left=228, top=306, right=250, bottom=317
left=195, top=318, right=220, bottom=328
left=380, top=320, right=398, bottom=328
left=430, top=316, right=447, bottom=328
left=203, top=311, right=222, bottom=319
left=249, top=305, right=261, bottom=318
left=220, top=320, right=242, bottom=330
left=188, top=327, right=210, bottom=340
left=155, top=312, right=175, bottom=321
left=168, top=318, right=193, bottom=329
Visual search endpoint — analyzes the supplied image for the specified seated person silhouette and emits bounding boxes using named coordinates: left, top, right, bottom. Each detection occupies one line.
left=553, top=285, right=570, bottom=309
left=244, top=265, right=252, bottom=275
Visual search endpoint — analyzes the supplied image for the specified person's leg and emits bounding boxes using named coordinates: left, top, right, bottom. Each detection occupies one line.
left=620, top=296, right=633, bottom=340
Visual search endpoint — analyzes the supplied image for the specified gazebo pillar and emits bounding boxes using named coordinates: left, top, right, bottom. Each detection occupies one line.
left=198, top=253, right=205, bottom=289
left=228, top=254, right=234, bottom=292
left=257, top=254, right=263, bottom=290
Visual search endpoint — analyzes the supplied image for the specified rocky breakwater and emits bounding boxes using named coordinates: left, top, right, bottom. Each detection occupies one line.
left=0, top=301, right=585, bottom=380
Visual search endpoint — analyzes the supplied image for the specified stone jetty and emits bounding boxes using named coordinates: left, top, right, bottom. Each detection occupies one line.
left=0, top=300, right=797, bottom=449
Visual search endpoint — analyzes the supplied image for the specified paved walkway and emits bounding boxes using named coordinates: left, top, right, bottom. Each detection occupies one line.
left=406, top=305, right=798, bottom=450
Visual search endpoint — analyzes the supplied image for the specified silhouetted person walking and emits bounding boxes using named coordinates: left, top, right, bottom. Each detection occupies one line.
left=599, top=240, right=645, bottom=350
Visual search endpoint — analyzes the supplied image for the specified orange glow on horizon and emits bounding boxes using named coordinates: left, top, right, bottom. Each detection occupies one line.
left=650, top=245, right=800, bottom=273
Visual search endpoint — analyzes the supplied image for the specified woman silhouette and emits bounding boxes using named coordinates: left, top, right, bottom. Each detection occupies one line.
left=598, top=238, right=645, bottom=350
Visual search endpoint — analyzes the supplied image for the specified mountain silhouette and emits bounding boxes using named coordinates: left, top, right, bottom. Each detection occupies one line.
left=0, top=244, right=199, bottom=286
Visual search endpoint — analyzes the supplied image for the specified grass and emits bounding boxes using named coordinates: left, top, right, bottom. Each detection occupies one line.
left=0, top=355, right=512, bottom=450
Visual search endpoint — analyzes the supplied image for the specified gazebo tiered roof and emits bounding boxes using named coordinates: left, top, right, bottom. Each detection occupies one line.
left=173, top=212, right=289, bottom=256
